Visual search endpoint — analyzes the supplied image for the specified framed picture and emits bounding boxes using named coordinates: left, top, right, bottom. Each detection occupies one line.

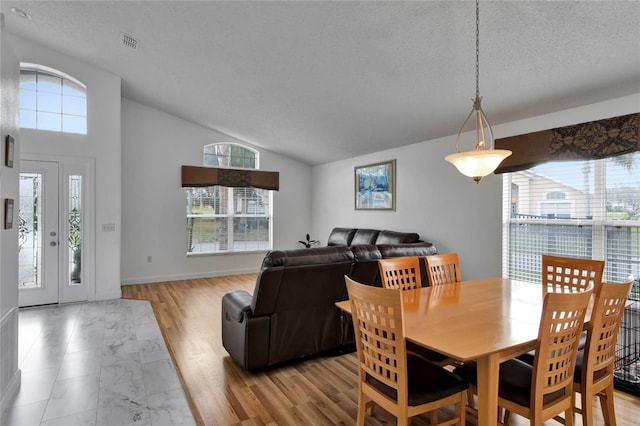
left=355, top=159, right=396, bottom=210
left=4, top=199, right=14, bottom=229
left=5, top=135, right=14, bottom=168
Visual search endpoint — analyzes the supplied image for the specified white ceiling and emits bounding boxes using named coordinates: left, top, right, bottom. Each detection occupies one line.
left=2, top=1, right=639, bottom=166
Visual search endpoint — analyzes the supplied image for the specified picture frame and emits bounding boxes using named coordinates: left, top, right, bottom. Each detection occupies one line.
left=4, top=199, right=14, bottom=230
left=354, top=159, right=396, bottom=210
left=5, top=135, right=14, bottom=168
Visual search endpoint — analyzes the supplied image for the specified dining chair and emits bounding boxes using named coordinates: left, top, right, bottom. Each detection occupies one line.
left=517, top=255, right=605, bottom=366
left=378, top=257, right=453, bottom=368
left=542, top=254, right=604, bottom=295
left=573, top=279, right=632, bottom=426
left=424, top=253, right=461, bottom=286
left=345, top=276, right=468, bottom=426
left=378, top=256, right=422, bottom=291
left=453, top=288, right=592, bottom=426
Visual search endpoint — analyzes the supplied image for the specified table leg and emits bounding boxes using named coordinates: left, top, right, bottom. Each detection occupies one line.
left=476, top=353, right=499, bottom=426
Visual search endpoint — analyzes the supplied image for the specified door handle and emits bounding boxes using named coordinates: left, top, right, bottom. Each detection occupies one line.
left=50, top=241, right=58, bottom=247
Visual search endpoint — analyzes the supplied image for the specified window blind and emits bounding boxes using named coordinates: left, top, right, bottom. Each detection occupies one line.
left=502, top=152, right=640, bottom=288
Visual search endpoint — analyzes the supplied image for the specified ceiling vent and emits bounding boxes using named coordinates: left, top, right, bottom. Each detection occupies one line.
left=120, top=33, right=138, bottom=50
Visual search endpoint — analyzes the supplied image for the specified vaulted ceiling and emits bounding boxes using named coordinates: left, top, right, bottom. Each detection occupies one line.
left=2, top=1, right=639, bottom=165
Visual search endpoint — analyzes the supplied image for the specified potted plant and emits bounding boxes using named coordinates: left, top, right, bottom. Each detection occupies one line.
left=298, top=233, right=319, bottom=248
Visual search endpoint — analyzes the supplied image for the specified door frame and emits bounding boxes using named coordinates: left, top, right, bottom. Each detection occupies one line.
left=20, top=153, right=96, bottom=303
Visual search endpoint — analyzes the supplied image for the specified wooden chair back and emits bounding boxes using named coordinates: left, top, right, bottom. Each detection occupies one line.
left=345, top=276, right=408, bottom=403
left=575, top=279, right=633, bottom=425
left=531, top=289, right=592, bottom=409
left=424, top=253, right=461, bottom=286
left=542, top=254, right=604, bottom=295
left=378, top=256, right=422, bottom=291
left=584, top=280, right=632, bottom=377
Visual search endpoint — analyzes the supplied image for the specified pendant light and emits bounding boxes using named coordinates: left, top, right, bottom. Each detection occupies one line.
left=445, top=0, right=511, bottom=183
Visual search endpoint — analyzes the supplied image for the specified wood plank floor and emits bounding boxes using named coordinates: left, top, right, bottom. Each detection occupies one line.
left=122, top=274, right=640, bottom=426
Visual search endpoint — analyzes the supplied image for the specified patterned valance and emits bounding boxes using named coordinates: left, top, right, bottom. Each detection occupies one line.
left=181, top=165, right=279, bottom=190
left=494, top=113, right=639, bottom=174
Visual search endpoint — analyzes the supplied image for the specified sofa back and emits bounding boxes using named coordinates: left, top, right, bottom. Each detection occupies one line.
left=327, top=227, right=421, bottom=246
left=251, top=246, right=354, bottom=315
left=251, top=246, right=355, bottom=365
left=350, top=242, right=437, bottom=287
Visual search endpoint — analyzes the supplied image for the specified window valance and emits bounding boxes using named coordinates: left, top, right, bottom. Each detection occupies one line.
left=181, top=165, right=279, bottom=191
left=494, top=113, right=639, bottom=174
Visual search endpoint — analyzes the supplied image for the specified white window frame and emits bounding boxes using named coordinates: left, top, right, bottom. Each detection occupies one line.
left=19, top=63, right=87, bottom=134
left=186, top=143, right=273, bottom=255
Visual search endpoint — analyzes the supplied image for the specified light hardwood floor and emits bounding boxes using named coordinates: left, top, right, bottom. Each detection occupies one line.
left=122, top=274, right=640, bottom=426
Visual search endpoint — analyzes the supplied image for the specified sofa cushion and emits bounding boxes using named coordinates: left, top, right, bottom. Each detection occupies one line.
left=351, top=229, right=381, bottom=245
left=262, top=246, right=354, bottom=267
left=375, top=230, right=421, bottom=245
left=327, top=227, right=357, bottom=246
left=349, top=244, right=382, bottom=261
left=378, top=242, right=437, bottom=258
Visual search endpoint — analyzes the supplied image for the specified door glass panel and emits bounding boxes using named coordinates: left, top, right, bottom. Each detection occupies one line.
left=69, top=175, right=82, bottom=285
left=19, top=173, right=42, bottom=288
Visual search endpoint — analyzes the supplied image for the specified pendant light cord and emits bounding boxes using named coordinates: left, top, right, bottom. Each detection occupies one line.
left=474, top=0, right=481, bottom=108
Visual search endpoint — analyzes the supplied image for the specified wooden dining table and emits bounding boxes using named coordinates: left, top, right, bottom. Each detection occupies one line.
left=336, top=277, right=549, bottom=426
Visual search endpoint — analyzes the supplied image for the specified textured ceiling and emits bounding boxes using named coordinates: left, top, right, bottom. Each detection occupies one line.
left=2, top=1, right=639, bottom=165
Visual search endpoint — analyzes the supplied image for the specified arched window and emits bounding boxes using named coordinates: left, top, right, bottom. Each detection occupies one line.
left=19, top=64, right=87, bottom=134
left=186, top=143, right=272, bottom=254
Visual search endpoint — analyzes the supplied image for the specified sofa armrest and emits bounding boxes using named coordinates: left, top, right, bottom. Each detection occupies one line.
left=222, top=290, right=253, bottom=322
left=222, top=290, right=270, bottom=371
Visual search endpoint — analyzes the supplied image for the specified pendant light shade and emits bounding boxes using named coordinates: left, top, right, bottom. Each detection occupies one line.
left=445, top=0, right=511, bottom=183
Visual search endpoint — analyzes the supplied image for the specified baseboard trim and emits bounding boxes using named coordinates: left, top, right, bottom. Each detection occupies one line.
left=121, top=267, right=259, bottom=285
left=0, top=368, right=21, bottom=414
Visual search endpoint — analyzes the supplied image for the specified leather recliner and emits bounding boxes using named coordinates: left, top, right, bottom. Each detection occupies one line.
left=222, top=246, right=355, bottom=371
left=222, top=235, right=437, bottom=371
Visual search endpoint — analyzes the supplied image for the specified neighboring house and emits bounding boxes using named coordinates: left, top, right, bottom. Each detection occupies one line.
left=511, top=170, right=591, bottom=219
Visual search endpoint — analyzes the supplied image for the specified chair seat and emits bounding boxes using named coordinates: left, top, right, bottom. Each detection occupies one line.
left=407, top=341, right=452, bottom=364
left=453, top=359, right=565, bottom=408
left=366, top=354, right=468, bottom=406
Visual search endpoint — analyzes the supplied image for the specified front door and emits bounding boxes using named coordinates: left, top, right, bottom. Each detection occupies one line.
left=18, top=160, right=60, bottom=306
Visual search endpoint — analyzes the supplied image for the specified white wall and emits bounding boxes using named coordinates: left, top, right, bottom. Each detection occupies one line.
left=0, top=29, right=22, bottom=413
left=7, top=34, right=122, bottom=300
left=312, top=136, right=503, bottom=280
left=120, top=98, right=312, bottom=284
left=311, top=94, right=640, bottom=281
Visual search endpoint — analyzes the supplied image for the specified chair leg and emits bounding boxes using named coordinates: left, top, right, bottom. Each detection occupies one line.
left=357, top=392, right=366, bottom=426
left=466, top=391, right=474, bottom=408
left=581, top=388, right=594, bottom=426
left=430, top=409, right=438, bottom=424
left=503, top=409, right=511, bottom=425
left=599, top=385, right=617, bottom=426
left=397, top=414, right=410, bottom=426
left=565, top=407, right=574, bottom=426
left=365, top=401, right=376, bottom=416
left=458, top=392, right=467, bottom=425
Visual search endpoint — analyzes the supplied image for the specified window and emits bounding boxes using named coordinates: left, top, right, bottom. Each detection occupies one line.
left=19, top=64, right=87, bottom=134
left=503, top=152, right=640, bottom=285
left=186, top=143, right=272, bottom=254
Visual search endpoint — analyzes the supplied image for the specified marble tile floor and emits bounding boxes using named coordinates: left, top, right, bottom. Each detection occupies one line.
left=1, top=299, right=195, bottom=426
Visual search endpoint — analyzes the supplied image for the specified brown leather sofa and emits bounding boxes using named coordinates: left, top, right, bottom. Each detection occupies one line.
left=221, top=233, right=437, bottom=371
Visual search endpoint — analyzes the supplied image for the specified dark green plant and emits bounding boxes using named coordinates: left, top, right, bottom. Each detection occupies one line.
left=298, top=233, right=319, bottom=248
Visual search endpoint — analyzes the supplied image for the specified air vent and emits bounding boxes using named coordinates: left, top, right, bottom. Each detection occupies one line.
left=120, top=33, right=138, bottom=50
